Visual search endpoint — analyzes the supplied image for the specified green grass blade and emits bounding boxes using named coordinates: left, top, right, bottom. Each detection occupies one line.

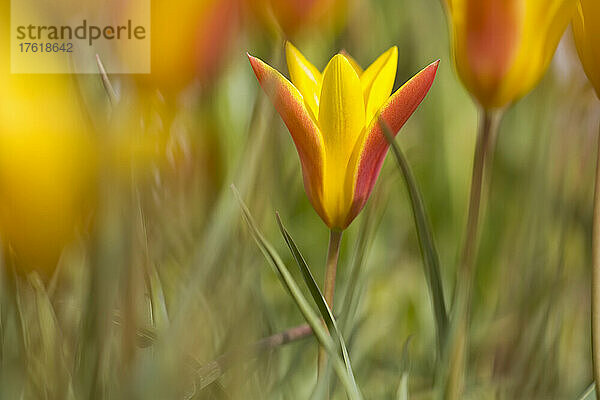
left=380, top=119, right=449, bottom=354
left=396, top=336, right=412, bottom=400
left=275, top=213, right=359, bottom=388
left=396, top=373, right=409, bottom=400
left=577, top=383, right=595, bottom=400
left=233, top=186, right=363, bottom=400
left=95, top=54, right=118, bottom=105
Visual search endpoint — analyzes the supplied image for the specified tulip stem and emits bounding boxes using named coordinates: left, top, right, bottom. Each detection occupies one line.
left=318, top=229, right=343, bottom=379
left=324, top=229, right=343, bottom=308
left=460, top=109, right=500, bottom=279
left=592, top=121, right=600, bottom=400
left=445, top=108, right=501, bottom=399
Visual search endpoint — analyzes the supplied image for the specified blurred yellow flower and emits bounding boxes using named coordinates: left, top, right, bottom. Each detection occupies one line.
left=572, top=0, right=600, bottom=97
left=0, top=74, right=96, bottom=275
left=129, top=0, right=240, bottom=93
left=0, top=6, right=95, bottom=274
left=249, top=43, right=438, bottom=229
left=445, top=0, right=577, bottom=108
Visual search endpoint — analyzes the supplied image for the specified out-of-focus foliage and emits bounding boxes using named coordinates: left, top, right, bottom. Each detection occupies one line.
left=0, top=0, right=598, bottom=399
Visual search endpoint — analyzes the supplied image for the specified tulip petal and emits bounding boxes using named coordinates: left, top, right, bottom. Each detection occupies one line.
left=339, top=50, right=364, bottom=76
left=318, top=54, right=365, bottom=228
left=345, top=60, right=439, bottom=227
left=490, top=0, right=576, bottom=107
left=573, top=0, right=600, bottom=96
left=285, top=42, right=323, bottom=119
left=248, top=54, right=327, bottom=222
left=360, top=47, right=398, bottom=126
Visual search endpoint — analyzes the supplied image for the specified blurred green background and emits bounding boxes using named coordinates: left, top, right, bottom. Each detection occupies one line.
left=0, top=0, right=598, bottom=399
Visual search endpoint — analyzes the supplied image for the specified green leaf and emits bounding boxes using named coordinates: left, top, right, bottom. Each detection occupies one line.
left=95, top=54, right=118, bottom=105
left=380, top=119, right=449, bottom=354
left=396, top=336, right=412, bottom=400
left=578, top=384, right=595, bottom=400
left=275, top=213, right=358, bottom=389
left=233, top=186, right=363, bottom=400
left=396, top=373, right=409, bottom=400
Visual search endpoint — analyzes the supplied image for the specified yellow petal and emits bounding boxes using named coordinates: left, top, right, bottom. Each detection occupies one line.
left=340, top=50, right=364, bottom=76
left=318, top=54, right=365, bottom=228
left=360, top=47, right=398, bottom=125
left=492, top=0, right=576, bottom=107
left=285, top=42, right=322, bottom=119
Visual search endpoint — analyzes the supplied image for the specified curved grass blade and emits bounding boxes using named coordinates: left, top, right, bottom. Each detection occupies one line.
left=380, top=119, right=448, bottom=354
left=396, top=373, right=409, bottom=400
left=95, top=54, right=118, bottom=105
left=577, top=383, right=595, bottom=400
left=275, top=213, right=358, bottom=388
left=396, top=336, right=412, bottom=400
left=233, top=186, right=363, bottom=400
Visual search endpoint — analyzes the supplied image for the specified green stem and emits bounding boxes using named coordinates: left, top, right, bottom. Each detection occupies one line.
left=460, top=109, right=501, bottom=280
left=445, top=108, right=501, bottom=399
left=592, top=122, right=600, bottom=400
left=324, top=230, right=343, bottom=308
left=318, top=229, right=343, bottom=378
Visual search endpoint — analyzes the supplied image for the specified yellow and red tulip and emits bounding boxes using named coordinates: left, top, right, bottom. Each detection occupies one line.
left=248, top=43, right=438, bottom=229
left=572, top=0, right=600, bottom=97
left=444, top=0, right=577, bottom=109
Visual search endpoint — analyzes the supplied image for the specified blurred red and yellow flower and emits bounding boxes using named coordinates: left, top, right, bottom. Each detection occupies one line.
left=572, top=0, right=600, bottom=97
left=445, top=0, right=577, bottom=108
left=248, top=43, right=438, bottom=229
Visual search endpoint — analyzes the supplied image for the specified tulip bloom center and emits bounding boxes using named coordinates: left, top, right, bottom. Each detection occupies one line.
left=249, top=43, right=438, bottom=228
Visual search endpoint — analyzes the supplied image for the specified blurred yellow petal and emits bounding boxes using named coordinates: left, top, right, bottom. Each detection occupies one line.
left=0, top=74, right=96, bottom=275
left=286, top=42, right=323, bottom=119
left=573, top=0, right=600, bottom=96
left=495, top=0, right=577, bottom=106
left=318, top=54, right=365, bottom=227
left=360, top=46, right=398, bottom=125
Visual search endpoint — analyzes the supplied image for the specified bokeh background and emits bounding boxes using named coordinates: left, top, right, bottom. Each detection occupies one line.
left=0, top=0, right=598, bottom=399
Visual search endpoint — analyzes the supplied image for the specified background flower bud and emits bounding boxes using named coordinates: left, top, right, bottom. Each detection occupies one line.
left=445, top=0, right=577, bottom=108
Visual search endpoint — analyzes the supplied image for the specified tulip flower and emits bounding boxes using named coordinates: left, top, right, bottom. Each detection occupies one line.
left=445, top=0, right=577, bottom=109
left=442, top=1, right=576, bottom=398
left=573, top=1, right=600, bottom=396
left=248, top=43, right=438, bottom=230
left=573, top=0, right=600, bottom=97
